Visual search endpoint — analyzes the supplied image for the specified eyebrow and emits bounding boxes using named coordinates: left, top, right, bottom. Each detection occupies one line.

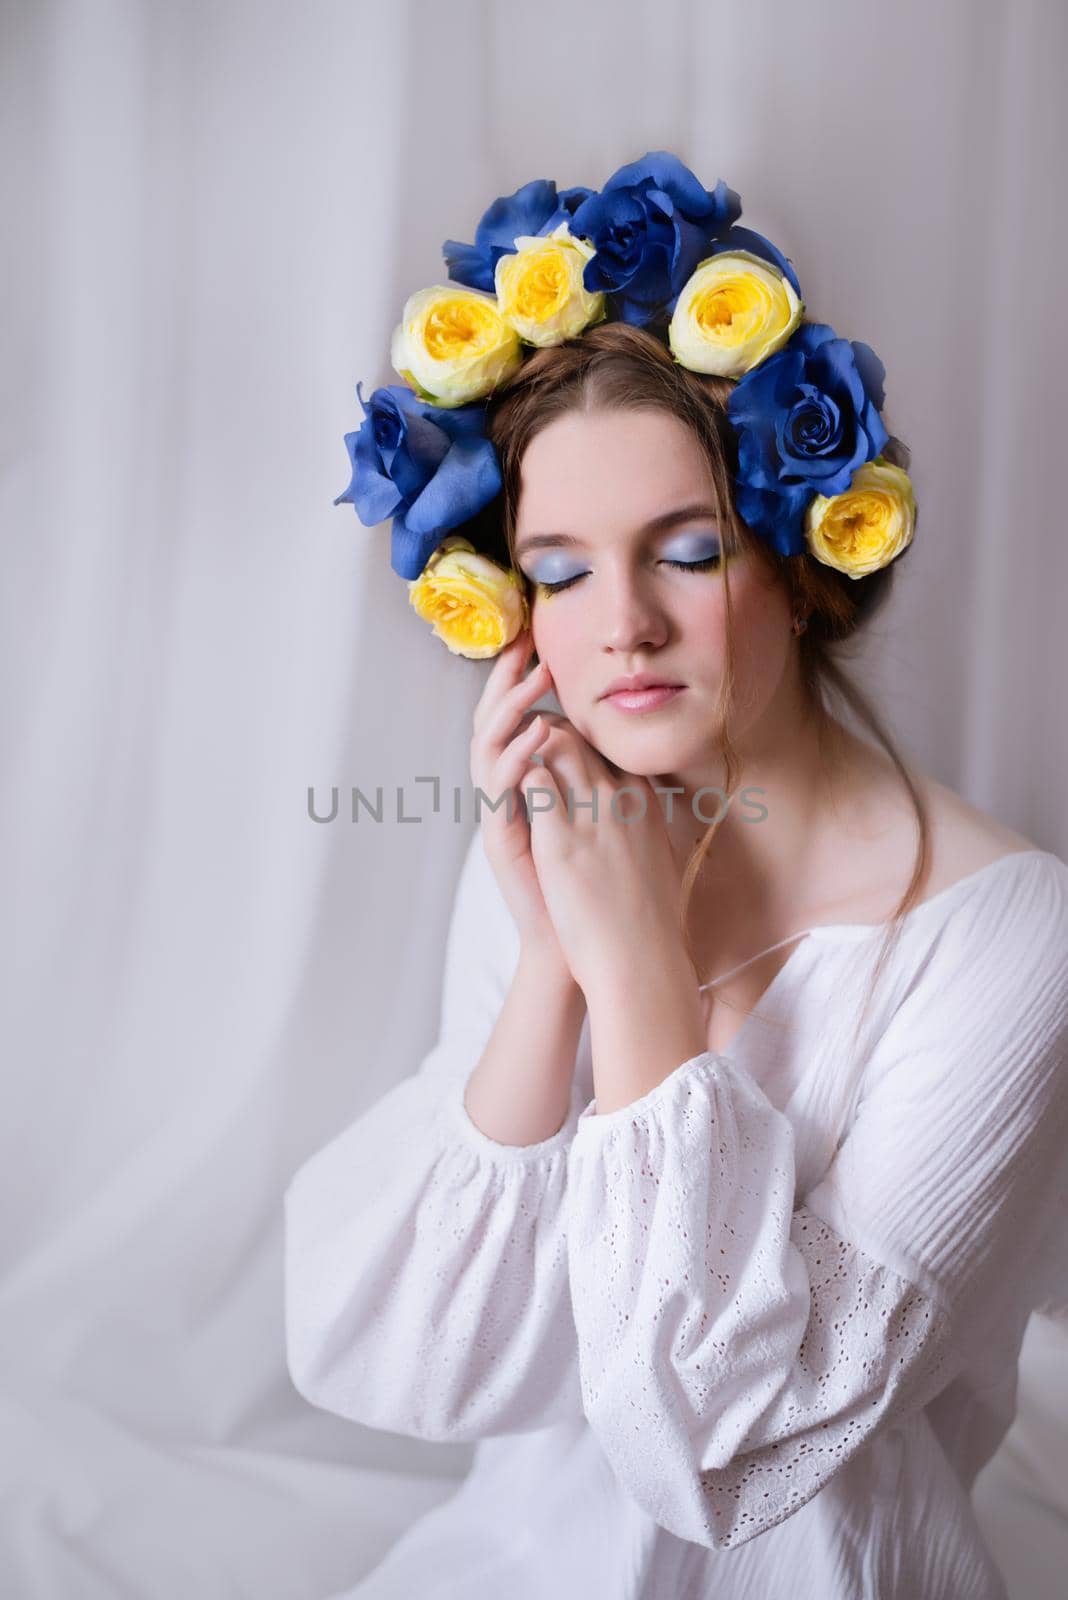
left=514, top=502, right=720, bottom=559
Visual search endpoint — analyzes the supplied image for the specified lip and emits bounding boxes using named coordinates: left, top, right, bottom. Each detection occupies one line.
left=600, top=674, right=685, bottom=699
left=603, top=685, right=687, bottom=712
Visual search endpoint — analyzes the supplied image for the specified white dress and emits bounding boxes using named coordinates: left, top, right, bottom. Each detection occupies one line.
left=284, top=833, right=1068, bottom=1599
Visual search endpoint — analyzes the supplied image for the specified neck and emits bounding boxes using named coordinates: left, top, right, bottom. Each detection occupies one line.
left=655, top=683, right=863, bottom=928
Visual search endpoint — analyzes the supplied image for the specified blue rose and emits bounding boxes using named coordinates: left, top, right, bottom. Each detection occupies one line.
left=726, top=322, right=890, bottom=557
left=567, top=150, right=742, bottom=327
left=334, top=383, right=502, bottom=579
left=443, top=178, right=595, bottom=295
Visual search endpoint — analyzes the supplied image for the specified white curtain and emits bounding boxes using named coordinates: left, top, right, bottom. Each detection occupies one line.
left=3, top=1, right=1065, bottom=1595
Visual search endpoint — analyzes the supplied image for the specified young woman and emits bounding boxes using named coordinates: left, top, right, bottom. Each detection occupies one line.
left=287, top=160, right=1068, bottom=1598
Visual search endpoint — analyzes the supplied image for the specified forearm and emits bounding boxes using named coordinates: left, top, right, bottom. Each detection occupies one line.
left=463, top=943, right=588, bottom=1146
left=584, top=946, right=708, bottom=1115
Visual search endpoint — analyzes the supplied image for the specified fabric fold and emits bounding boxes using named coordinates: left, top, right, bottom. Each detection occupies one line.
left=285, top=1051, right=586, bottom=1441
left=565, top=857, right=1068, bottom=1550
left=284, top=829, right=586, bottom=1442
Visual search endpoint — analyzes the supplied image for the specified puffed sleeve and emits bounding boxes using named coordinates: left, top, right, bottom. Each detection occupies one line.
left=564, top=853, right=1068, bottom=1548
left=284, top=828, right=586, bottom=1442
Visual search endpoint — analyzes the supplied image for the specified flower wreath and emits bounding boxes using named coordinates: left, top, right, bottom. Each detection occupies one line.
left=334, top=150, right=916, bottom=660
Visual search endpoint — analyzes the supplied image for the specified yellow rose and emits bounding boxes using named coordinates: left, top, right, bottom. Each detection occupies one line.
left=668, top=250, right=803, bottom=378
left=494, top=223, right=606, bottom=346
left=407, top=536, right=530, bottom=659
left=390, top=286, right=522, bottom=408
left=804, top=460, right=916, bottom=578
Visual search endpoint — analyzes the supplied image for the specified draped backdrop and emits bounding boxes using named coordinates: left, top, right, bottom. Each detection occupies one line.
left=3, top=1, right=1066, bottom=1594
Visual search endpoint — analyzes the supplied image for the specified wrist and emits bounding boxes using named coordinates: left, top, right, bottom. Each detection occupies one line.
left=519, top=937, right=583, bottom=994
left=582, top=938, right=696, bottom=1012
left=582, top=947, right=709, bottom=1115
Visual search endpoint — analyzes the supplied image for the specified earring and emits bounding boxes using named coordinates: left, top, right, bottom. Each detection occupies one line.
left=792, top=611, right=809, bottom=635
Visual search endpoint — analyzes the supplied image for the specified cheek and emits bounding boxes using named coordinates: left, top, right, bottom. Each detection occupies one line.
left=531, top=600, right=582, bottom=678
left=684, top=569, right=791, bottom=684
left=673, top=569, right=749, bottom=667
left=680, top=578, right=729, bottom=640
left=725, top=586, right=795, bottom=710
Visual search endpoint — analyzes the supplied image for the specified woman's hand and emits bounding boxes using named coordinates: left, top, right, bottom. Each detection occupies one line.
left=515, top=708, right=694, bottom=1002
left=469, top=629, right=573, bottom=973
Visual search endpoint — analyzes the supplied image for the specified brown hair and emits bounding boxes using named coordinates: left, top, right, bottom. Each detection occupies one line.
left=462, top=320, right=929, bottom=1049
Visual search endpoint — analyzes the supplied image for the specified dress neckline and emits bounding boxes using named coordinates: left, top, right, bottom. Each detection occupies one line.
left=697, top=847, right=1051, bottom=992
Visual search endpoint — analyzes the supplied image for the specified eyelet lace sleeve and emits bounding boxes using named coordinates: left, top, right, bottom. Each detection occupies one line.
left=564, top=854, right=1068, bottom=1549
left=284, top=830, right=585, bottom=1442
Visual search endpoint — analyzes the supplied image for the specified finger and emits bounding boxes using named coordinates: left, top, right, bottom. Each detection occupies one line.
left=472, top=701, right=547, bottom=801
left=475, top=659, right=553, bottom=755
left=532, top=728, right=600, bottom=827
left=520, top=759, right=564, bottom=833
left=475, top=636, right=544, bottom=731
left=486, top=715, right=551, bottom=808
left=472, top=630, right=538, bottom=739
left=472, top=631, right=531, bottom=737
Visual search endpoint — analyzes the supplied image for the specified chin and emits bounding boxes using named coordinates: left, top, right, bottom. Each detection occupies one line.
left=595, top=732, right=693, bottom=777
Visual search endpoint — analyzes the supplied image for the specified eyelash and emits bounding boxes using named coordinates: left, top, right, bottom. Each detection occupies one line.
left=536, top=553, right=723, bottom=596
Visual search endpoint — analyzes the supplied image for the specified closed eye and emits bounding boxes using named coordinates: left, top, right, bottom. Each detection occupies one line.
left=536, top=553, right=723, bottom=596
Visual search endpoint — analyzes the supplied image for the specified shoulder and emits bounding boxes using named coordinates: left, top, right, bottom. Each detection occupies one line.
left=879, top=754, right=1043, bottom=899
left=900, top=773, right=1067, bottom=989
left=888, top=838, right=1068, bottom=1062
left=821, top=742, right=1048, bottom=920
left=904, top=775, right=1068, bottom=960
left=915, top=770, right=1042, bottom=885
left=833, top=752, right=1068, bottom=1018
left=849, top=844, right=1068, bottom=1156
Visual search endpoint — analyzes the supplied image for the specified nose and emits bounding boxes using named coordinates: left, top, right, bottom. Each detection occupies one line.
left=600, top=567, right=670, bottom=654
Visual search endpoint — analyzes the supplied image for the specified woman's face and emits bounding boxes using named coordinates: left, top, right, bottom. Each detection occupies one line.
left=512, top=407, right=798, bottom=784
